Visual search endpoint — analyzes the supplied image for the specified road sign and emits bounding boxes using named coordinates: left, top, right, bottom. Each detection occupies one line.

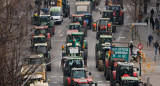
left=138, top=44, right=143, bottom=49
left=111, top=47, right=129, bottom=61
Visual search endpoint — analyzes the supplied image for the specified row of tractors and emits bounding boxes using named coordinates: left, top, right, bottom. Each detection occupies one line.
left=61, top=0, right=103, bottom=86
left=91, top=0, right=147, bottom=86
left=20, top=0, right=71, bottom=86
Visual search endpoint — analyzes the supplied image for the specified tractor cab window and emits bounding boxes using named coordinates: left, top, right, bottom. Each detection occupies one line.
left=34, top=29, right=46, bottom=35
left=100, top=38, right=112, bottom=44
left=29, top=58, right=42, bottom=65
left=122, top=81, right=139, bottom=86
left=120, top=66, right=133, bottom=76
left=50, top=11, right=61, bottom=16
left=102, top=12, right=113, bottom=19
left=40, top=16, right=50, bottom=22
left=34, top=38, right=46, bottom=43
left=77, top=84, right=91, bottom=86
left=99, top=20, right=107, bottom=26
left=72, top=35, right=83, bottom=41
left=72, top=70, right=86, bottom=78
left=68, top=59, right=83, bottom=68
left=109, top=6, right=120, bottom=11
left=34, top=46, right=47, bottom=54
left=73, top=17, right=83, bottom=25
left=69, top=25, right=81, bottom=30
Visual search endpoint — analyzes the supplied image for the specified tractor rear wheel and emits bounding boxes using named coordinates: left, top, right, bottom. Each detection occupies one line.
left=47, top=64, right=51, bottom=71
left=106, top=68, right=111, bottom=80
left=63, top=76, right=68, bottom=86
left=116, top=83, right=120, bottom=86
left=98, top=60, right=103, bottom=71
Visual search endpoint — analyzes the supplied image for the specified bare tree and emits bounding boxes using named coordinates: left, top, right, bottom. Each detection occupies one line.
left=0, top=0, right=35, bottom=85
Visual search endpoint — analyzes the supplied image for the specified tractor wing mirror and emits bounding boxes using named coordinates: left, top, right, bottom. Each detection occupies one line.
left=92, top=22, right=97, bottom=31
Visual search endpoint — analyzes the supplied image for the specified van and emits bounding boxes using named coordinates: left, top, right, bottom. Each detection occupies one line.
left=50, top=7, right=63, bottom=24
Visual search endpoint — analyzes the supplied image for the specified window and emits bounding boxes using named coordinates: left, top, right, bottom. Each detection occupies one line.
left=50, top=11, right=61, bottom=16
left=72, top=70, right=86, bottom=78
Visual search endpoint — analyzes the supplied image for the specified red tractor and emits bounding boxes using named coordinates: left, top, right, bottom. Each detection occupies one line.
left=63, top=68, right=93, bottom=86
left=110, top=62, right=142, bottom=86
left=70, top=14, right=87, bottom=37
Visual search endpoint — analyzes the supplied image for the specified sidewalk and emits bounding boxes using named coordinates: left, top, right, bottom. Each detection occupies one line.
left=133, top=1, right=160, bottom=86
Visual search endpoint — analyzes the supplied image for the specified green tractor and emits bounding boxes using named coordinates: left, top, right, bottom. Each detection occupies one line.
left=95, top=35, right=112, bottom=71
left=107, top=5, right=124, bottom=25
left=101, top=10, right=116, bottom=32
left=67, top=23, right=86, bottom=35
left=62, top=38, right=88, bottom=66
left=92, top=18, right=114, bottom=40
left=30, top=35, right=51, bottom=52
left=63, top=68, right=93, bottom=86
left=39, top=15, right=55, bottom=35
left=70, top=14, right=87, bottom=37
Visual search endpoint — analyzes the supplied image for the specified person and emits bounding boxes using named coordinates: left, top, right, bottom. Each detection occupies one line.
left=148, top=34, right=153, bottom=46
left=145, top=17, right=149, bottom=25
left=154, top=40, right=159, bottom=55
left=155, top=18, right=159, bottom=34
left=150, top=8, right=154, bottom=18
left=156, top=3, right=159, bottom=13
left=152, top=20, right=155, bottom=30
left=150, top=16, right=154, bottom=25
left=159, top=46, right=160, bottom=55
left=129, top=41, right=134, bottom=55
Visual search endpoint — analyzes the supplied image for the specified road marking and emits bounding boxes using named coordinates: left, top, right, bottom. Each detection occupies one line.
left=60, top=32, right=64, bottom=37
left=51, top=76, right=57, bottom=77
left=60, top=76, right=63, bottom=77
left=97, top=81, right=103, bottom=83
left=52, top=82, right=58, bottom=83
left=118, top=37, right=126, bottom=40
left=95, top=75, right=100, bottom=77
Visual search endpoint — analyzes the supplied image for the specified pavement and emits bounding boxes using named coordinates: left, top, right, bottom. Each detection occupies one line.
left=132, top=0, right=160, bottom=86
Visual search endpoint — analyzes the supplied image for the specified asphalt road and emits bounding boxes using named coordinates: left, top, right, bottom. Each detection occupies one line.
left=46, top=0, right=133, bottom=86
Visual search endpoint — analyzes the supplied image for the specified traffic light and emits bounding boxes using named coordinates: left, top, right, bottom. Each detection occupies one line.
left=107, top=23, right=111, bottom=31
left=139, top=50, right=142, bottom=58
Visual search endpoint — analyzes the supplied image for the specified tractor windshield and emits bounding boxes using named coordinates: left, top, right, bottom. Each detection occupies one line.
left=120, top=66, right=133, bottom=76
left=122, top=81, right=139, bottom=86
left=102, top=12, right=113, bottom=19
left=34, top=46, right=47, bottom=54
left=72, top=70, right=86, bottom=78
left=50, top=11, right=61, bottom=16
left=40, top=16, right=50, bottom=22
left=69, top=25, right=81, bottom=30
left=73, top=16, right=83, bottom=25
left=34, top=29, right=46, bottom=35
left=29, top=58, right=42, bottom=65
left=109, top=6, right=120, bottom=11
left=99, top=20, right=107, bottom=25
left=100, top=38, right=112, bottom=43
left=34, top=37, right=46, bottom=43
left=68, top=59, right=83, bottom=68
left=72, top=35, right=83, bottom=41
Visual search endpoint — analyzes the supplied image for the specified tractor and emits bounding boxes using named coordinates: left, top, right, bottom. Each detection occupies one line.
left=62, top=38, right=88, bottom=66
left=39, top=14, right=55, bottom=35
left=110, top=62, right=141, bottom=86
left=70, top=14, right=87, bottom=37
left=63, top=68, right=93, bottom=86
left=67, top=23, right=86, bottom=36
left=92, top=18, right=114, bottom=40
left=30, top=35, right=51, bottom=52
left=95, top=35, right=112, bottom=71
left=21, top=54, right=51, bottom=85
left=101, top=10, right=116, bottom=32
left=32, top=26, right=51, bottom=38
left=63, top=57, right=85, bottom=76
left=57, top=0, right=70, bottom=17
left=107, top=5, right=124, bottom=25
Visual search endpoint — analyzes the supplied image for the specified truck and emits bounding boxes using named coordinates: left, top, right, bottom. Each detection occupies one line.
left=76, top=0, right=96, bottom=10
left=75, top=1, right=93, bottom=29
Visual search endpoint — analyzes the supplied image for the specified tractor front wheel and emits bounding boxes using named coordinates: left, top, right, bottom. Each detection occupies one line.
left=98, top=60, right=103, bottom=71
left=63, top=76, right=68, bottom=86
left=106, top=68, right=111, bottom=80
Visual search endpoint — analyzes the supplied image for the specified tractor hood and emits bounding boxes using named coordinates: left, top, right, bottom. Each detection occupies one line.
left=34, top=43, right=47, bottom=46
left=73, top=78, right=93, bottom=84
left=41, top=22, right=47, bottom=26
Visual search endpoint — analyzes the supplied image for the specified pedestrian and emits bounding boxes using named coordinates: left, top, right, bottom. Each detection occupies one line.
left=156, top=3, right=159, bottom=13
left=159, top=46, right=160, bottom=55
left=152, top=20, right=155, bottom=30
left=150, top=16, right=153, bottom=25
left=150, top=8, right=154, bottom=18
left=154, top=40, right=159, bottom=55
left=129, top=41, right=134, bottom=55
left=148, top=34, right=153, bottom=46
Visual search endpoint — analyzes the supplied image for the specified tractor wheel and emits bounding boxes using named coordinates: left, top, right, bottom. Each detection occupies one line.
left=46, top=64, right=51, bottom=71
left=115, top=83, right=120, bottom=86
left=112, top=26, right=116, bottom=33
left=95, top=45, right=98, bottom=68
left=104, top=68, right=106, bottom=76
left=52, top=26, right=55, bottom=35
left=106, top=68, right=111, bottom=80
left=84, top=49, right=88, bottom=66
left=110, top=73, right=114, bottom=86
left=98, top=60, right=103, bottom=71
left=96, top=33, right=99, bottom=40
left=63, top=76, right=68, bottom=86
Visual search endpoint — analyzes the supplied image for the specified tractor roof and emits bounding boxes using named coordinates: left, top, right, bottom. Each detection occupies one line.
left=34, top=43, right=47, bottom=47
left=30, top=54, right=44, bottom=58
left=40, top=14, right=50, bottom=17
left=121, top=77, right=139, bottom=81
left=100, top=35, right=112, bottom=38
left=99, top=18, right=110, bottom=20
left=67, top=57, right=83, bottom=60
left=72, top=14, right=84, bottom=17
left=76, top=1, right=91, bottom=5
left=33, top=35, right=45, bottom=38
left=72, top=68, right=86, bottom=71
left=72, top=32, right=84, bottom=35
left=69, top=23, right=81, bottom=25
left=67, top=43, right=80, bottom=46
left=102, top=10, right=113, bottom=12
left=110, top=4, right=121, bottom=7
left=34, top=26, right=48, bottom=29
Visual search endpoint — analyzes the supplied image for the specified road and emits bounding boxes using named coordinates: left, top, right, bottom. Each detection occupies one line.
left=46, top=0, right=133, bottom=86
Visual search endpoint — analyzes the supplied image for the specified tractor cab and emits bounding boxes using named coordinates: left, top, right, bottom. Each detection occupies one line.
left=102, top=10, right=114, bottom=22
left=68, top=23, right=82, bottom=32
left=32, top=26, right=51, bottom=38
left=39, top=15, right=50, bottom=25
left=92, top=18, right=112, bottom=39
left=63, top=57, right=84, bottom=76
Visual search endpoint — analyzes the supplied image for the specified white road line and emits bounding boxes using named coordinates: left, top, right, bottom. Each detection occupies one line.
left=118, top=37, right=126, bottom=41
left=95, top=75, right=100, bottom=77
left=51, top=76, right=57, bottom=77
left=60, top=32, right=64, bottom=37
left=97, top=81, right=103, bottom=83
left=52, top=82, right=58, bottom=83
